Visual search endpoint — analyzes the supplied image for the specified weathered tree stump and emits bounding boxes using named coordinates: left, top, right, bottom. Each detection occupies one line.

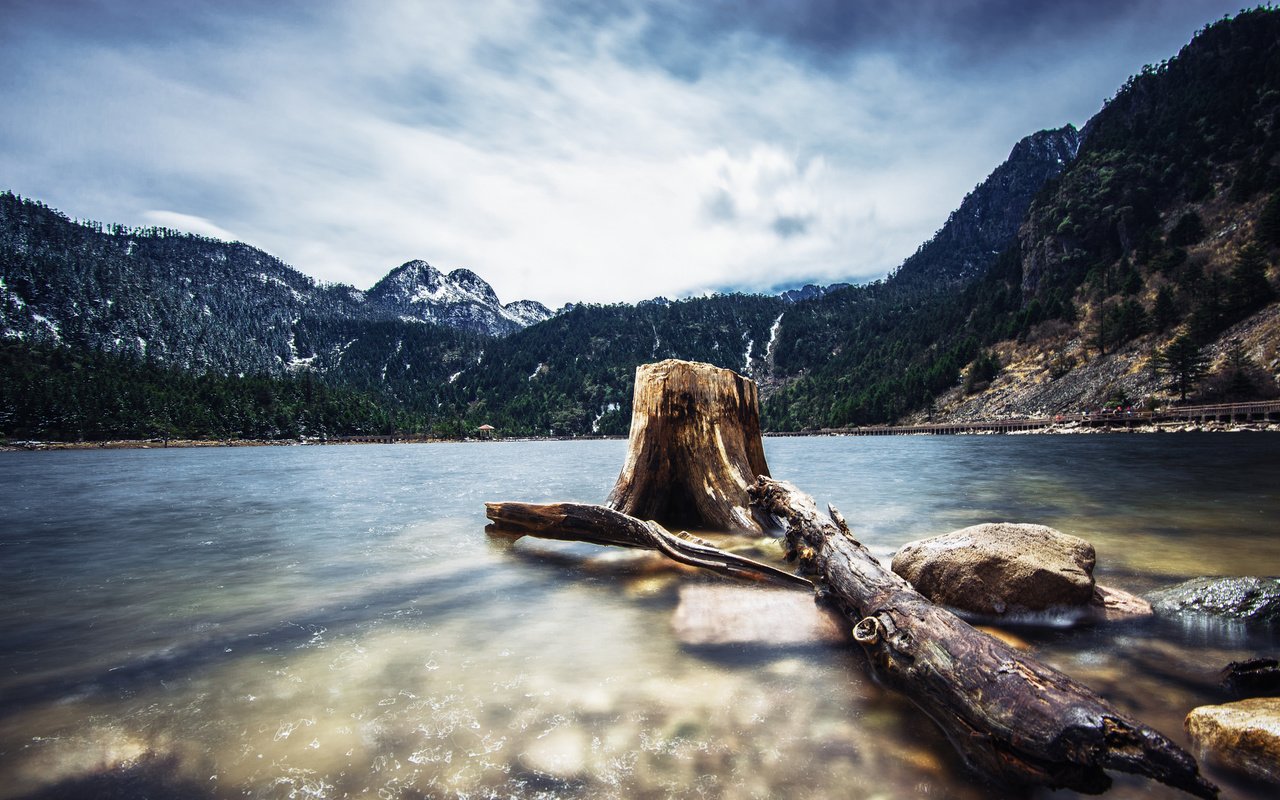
left=605, top=359, right=774, bottom=534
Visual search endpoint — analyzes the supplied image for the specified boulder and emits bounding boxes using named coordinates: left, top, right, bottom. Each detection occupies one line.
left=1147, top=577, right=1280, bottom=624
left=1185, top=697, right=1280, bottom=785
left=891, top=523, right=1096, bottom=615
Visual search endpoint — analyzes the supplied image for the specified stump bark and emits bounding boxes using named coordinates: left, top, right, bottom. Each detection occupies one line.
left=605, top=359, right=774, bottom=534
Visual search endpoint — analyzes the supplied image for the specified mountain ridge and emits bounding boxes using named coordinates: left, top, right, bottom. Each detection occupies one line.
left=0, top=195, right=550, bottom=373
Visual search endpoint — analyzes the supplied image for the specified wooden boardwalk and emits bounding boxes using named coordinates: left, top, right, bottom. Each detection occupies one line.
left=766, top=399, right=1280, bottom=437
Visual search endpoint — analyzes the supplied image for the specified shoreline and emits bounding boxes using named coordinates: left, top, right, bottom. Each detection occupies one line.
left=769, top=421, right=1280, bottom=437
left=0, top=434, right=629, bottom=452
left=3, top=421, right=1277, bottom=451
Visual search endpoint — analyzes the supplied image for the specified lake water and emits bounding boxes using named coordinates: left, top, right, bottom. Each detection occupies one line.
left=1, top=435, right=1278, bottom=799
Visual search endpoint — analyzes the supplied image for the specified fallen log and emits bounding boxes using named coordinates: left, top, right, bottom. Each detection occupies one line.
left=751, top=477, right=1217, bottom=798
left=484, top=500, right=809, bottom=589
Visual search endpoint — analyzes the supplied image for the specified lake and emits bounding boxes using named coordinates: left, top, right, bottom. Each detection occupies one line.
left=1, top=435, right=1278, bottom=799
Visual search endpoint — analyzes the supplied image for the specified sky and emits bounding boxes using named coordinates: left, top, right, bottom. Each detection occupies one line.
left=0, top=0, right=1247, bottom=308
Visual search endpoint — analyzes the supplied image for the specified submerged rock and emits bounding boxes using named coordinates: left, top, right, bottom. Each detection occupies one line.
left=517, top=726, right=590, bottom=781
left=671, top=585, right=847, bottom=646
left=1221, top=658, right=1280, bottom=698
left=891, top=523, right=1095, bottom=615
left=1088, top=584, right=1154, bottom=622
left=1186, top=697, right=1280, bottom=785
left=1147, top=577, right=1280, bottom=624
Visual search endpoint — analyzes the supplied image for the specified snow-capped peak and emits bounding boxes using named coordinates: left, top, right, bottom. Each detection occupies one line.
left=366, top=260, right=552, bottom=336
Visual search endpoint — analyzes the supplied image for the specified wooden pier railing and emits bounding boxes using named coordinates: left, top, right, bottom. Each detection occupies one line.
left=764, top=399, right=1280, bottom=437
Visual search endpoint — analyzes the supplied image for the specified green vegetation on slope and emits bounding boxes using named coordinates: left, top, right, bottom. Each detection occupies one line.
left=451, top=295, right=785, bottom=436
left=0, top=341, right=433, bottom=442
left=769, top=8, right=1280, bottom=428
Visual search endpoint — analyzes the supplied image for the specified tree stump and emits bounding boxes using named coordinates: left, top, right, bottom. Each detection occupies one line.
left=605, top=359, right=775, bottom=534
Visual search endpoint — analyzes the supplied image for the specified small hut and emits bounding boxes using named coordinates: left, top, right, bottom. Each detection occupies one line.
left=477, top=424, right=496, bottom=439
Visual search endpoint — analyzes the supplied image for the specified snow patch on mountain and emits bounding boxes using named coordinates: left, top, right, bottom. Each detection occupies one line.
left=764, top=313, right=784, bottom=366
left=366, top=260, right=552, bottom=337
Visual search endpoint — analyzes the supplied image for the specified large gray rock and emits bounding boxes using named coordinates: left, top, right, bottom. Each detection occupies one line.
left=1147, top=577, right=1280, bottom=624
left=891, top=523, right=1096, bottom=615
left=1186, top=697, right=1280, bottom=785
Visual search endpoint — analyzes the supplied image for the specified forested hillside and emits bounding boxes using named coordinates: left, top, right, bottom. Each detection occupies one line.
left=0, top=340, right=415, bottom=441
left=451, top=295, right=787, bottom=436
left=769, top=8, right=1280, bottom=429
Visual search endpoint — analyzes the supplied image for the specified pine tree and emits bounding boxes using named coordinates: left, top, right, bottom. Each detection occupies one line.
left=1259, top=190, right=1280, bottom=247
left=1168, top=211, right=1206, bottom=247
left=1226, top=242, right=1274, bottom=318
left=1152, top=285, right=1178, bottom=331
left=1152, top=333, right=1208, bottom=401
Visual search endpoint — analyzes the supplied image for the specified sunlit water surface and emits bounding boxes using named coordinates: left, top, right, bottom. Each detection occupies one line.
left=1, top=435, right=1278, bottom=799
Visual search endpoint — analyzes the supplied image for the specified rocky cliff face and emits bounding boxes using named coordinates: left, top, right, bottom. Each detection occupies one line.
left=892, top=125, right=1080, bottom=287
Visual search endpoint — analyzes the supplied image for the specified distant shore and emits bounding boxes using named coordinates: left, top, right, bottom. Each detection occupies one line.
left=0, top=434, right=630, bottom=451
left=3, top=421, right=1277, bottom=451
left=767, top=420, right=1280, bottom=438
left=1, top=437, right=314, bottom=452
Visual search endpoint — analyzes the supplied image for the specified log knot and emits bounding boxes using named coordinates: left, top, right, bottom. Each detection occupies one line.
left=852, top=616, right=883, bottom=646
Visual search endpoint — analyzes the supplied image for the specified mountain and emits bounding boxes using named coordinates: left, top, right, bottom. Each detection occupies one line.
left=924, top=7, right=1280, bottom=421
left=447, top=294, right=787, bottom=436
left=0, top=196, right=342, bottom=375
left=430, top=118, right=1083, bottom=435
left=3, top=9, right=1279, bottom=442
left=753, top=125, right=1085, bottom=427
left=366, top=260, right=551, bottom=335
left=0, top=193, right=547, bottom=376
left=779, top=283, right=851, bottom=303
left=0, top=68, right=1152, bottom=438
left=893, top=126, right=1081, bottom=287
left=769, top=127, right=1080, bottom=307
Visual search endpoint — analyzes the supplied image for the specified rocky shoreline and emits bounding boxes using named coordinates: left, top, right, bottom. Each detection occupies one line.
left=1002, top=420, right=1280, bottom=435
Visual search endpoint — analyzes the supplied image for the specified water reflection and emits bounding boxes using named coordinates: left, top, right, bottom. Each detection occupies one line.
left=1, top=435, right=1278, bottom=798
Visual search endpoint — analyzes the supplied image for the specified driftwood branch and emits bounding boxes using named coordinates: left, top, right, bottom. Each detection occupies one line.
left=750, top=476, right=1217, bottom=798
left=485, top=501, right=811, bottom=590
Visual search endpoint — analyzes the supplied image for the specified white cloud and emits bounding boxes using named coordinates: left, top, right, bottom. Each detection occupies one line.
left=0, top=0, right=1248, bottom=308
left=141, top=210, right=239, bottom=242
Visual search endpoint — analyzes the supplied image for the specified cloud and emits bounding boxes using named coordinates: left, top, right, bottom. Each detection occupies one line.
left=141, top=211, right=240, bottom=241
left=0, top=0, right=1248, bottom=307
left=772, top=216, right=812, bottom=239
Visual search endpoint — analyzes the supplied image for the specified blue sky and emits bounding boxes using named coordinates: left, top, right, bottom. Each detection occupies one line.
left=0, top=0, right=1244, bottom=307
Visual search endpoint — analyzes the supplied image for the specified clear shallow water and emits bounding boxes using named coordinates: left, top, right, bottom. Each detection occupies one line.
left=0, top=435, right=1277, bottom=799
